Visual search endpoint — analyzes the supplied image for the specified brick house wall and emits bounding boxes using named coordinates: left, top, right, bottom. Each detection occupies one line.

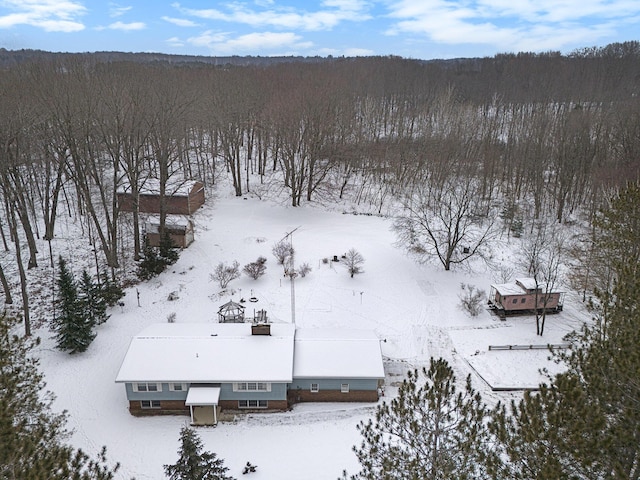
left=288, top=389, right=378, bottom=404
left=218, top=400, right=288, bottom=411
left=117, top=181, right=205, bottom=215
left=129, top=400, right=190, bottom=417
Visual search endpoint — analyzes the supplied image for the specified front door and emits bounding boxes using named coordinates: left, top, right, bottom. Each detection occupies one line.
left=192, top=406, right=215, bottom=425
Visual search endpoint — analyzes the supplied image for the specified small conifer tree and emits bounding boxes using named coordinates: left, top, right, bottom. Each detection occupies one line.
left=159, top=229, right=179, bottom=266
left=52, top=256, right=95, bottom=353
left=99, top=268, right=125, bottom=307
left=79, top=270, right=109, bottom=326
left=137, top=237, right=165, bottom=280
left=164, top=426, right=235, bottom=480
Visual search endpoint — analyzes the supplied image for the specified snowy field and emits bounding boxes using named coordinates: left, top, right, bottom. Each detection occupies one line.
left=28, top=182, right=590, bottom=479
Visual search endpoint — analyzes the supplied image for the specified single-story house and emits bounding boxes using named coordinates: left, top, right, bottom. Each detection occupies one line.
left=117, top=179, right=205, bottom=215
left=489, top=277, right=564, bottom=315
left=144, top=215, right=194, bottom=248
left=115, top=322, right=385, bottom=425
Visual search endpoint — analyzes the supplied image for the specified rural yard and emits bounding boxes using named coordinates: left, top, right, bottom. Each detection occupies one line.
left=26, top=184, right=590, bottom=479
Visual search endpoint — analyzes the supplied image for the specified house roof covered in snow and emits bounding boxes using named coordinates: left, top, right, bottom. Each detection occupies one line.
left=145, top=215, right=192, bottom=228
left=115, top=323, right=296, bottom=384
left=293, top=329, right=385, bottom=379
left=117, top=179, right=201, bottom=197
left=115, top=323, right=385, bottom=384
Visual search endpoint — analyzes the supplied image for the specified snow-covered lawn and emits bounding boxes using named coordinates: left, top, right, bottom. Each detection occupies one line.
left=32, top=188, right=589, bottom=479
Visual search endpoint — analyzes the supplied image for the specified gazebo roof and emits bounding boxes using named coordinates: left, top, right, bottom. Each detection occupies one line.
left=218, top=300, right=245, bottom=314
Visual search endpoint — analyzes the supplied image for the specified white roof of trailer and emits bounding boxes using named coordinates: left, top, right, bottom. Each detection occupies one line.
left=491, top=283, right=526, bottom=295
left=492, top=279, right=563, bottom=295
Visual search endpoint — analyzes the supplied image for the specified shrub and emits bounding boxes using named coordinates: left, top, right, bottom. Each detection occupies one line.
left=243, top=257, right=267, bottom=280
left=298, top=263, right=312, bottom=277
left=272, top=240, right=294, bottom=266
left=458, top=283, right=486, bottom=317
left=211, top=261, right=241, bottom=289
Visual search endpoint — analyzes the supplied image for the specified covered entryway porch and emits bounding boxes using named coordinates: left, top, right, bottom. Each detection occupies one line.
left=185, top=387, right=220, bottom=426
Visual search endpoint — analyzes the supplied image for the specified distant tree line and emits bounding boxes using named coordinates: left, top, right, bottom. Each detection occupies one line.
left=0, top=41, right=639, bottom=331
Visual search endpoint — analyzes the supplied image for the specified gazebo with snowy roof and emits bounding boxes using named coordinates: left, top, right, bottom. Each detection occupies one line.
left=218, top=301, right=245, bottom=323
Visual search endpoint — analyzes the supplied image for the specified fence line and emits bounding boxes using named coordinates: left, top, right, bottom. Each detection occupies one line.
left=488, top=344, right=570, bottom=351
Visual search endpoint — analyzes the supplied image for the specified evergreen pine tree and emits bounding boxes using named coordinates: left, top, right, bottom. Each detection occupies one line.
left=491, top=182, right=640, bottom=479
left=164, top=426, right=235, bottom=480
left=53, top=257, right=95, bottom=353
left=159, top=229, right=179, bottom=266
left=0, top=313, right=121, bottom=479
left=79, top=270, right=109, bottom=326
left=98, top=267, right=124, bottom=307
left=344, top=358, right=498, bottom=479
left=137, top=237, right=165, bottom=280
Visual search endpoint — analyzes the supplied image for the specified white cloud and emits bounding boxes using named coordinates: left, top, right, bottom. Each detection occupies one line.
left=385, top=0, right=640, bottom=52
left=107, top=21, right=145, bottom=31
left=0, top=0, right=86, bottom=32
left=108, top=3, right=132, bottom=18
left=185, top=30, right=313, bottom=55
left=166, top=36, right=185, bottom=47
left=319, top=46, right=375, bottom=56
left=172, top=0, right=371, bottom=31
left=162, top=16, right=199, bottom=27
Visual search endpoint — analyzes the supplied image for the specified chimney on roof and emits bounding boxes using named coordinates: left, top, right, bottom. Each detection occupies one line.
left=251, top=323, right=271, bottom=336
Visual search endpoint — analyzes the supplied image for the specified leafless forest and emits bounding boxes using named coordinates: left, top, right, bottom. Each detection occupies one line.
left=1, top=42, right=639, bottom=332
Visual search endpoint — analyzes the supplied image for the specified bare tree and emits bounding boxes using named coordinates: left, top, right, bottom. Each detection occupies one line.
left=522, top=222, right=565, bottom=336
left=394, top=176, right=496, bottom=271
left=272, top=240, right=294, bottom=269
left=96, top=65, right=153, bottom=261
left=458, top=283, right=486, bottom=317
left=211, top=261, right=240, bottom=289
left=344, top=248, right=365, bottom=278
left=0, top=259, right=11, bottom=305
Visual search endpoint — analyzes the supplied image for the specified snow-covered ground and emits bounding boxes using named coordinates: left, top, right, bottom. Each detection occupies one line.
left=29, top=183, right=590, bottom=479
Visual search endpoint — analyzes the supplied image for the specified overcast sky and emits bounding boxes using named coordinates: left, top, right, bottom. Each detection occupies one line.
left=0, top=0, right=638, bottom=60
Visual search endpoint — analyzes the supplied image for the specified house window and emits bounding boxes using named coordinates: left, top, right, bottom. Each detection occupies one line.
left=520, top=298, right=526, bottom=303
left=341, top=384, right=350, bottom=393
left=238, top=400, right=268, bottom=409
left=140, top=400, right=161, bottom=409
left=233, top=382, right=271, bottom=392
left=512, top=298, right=518, bottom=304
left=133, top=382, right=162, bottom=392
left=169, top=383, right=187, bottom=392
left=310, top=383, right=319, bottom=393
